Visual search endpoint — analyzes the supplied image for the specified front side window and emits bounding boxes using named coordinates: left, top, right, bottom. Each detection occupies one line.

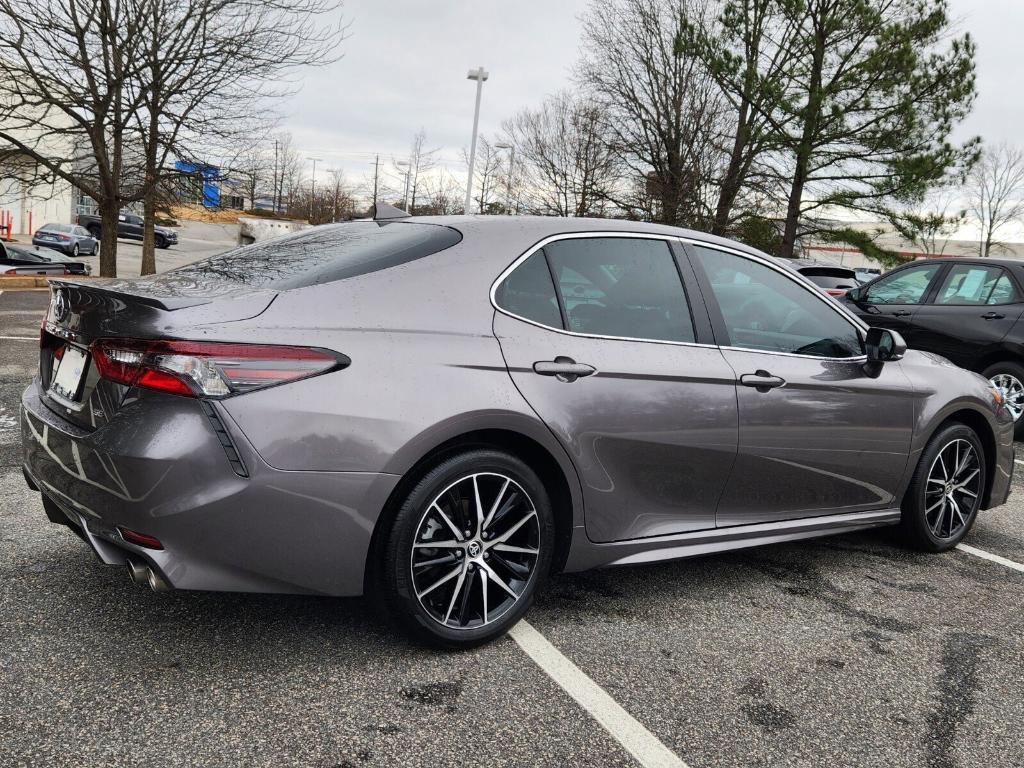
left=693, top=246, right=862, bottom=358
left=934, top=264, right=1018, bottom=306
left=863, top=263, right=941, bottom=305
left=544, top=237, right=695, bottom=343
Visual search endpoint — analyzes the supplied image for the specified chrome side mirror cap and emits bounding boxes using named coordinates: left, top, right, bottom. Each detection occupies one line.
left=864, top=327, right=906, bottom=377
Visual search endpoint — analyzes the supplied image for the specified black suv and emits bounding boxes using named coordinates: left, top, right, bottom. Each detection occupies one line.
left=843, top=257, right=1024, bottom=436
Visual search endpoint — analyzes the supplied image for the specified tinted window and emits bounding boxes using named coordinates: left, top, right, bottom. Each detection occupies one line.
left=803, top=273, right=860, bottom=290
left=694, top=246, right=862, bottom=358
left=157, top=221, right=462, bottom=295
left=494, top=251, right=562, bottom=328
left=864, top=263, right=941, bottom=304
left=542, top=237, right=694, bottom=343
left=934, top=264, right=1018, bottom=305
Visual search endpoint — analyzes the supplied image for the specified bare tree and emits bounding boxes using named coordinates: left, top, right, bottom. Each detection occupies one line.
left=417, top=171, right=465, bottom=216
left=406, top=129, right=438, bottom=212
left=270, top=133, right=304, bottom=216
left=577, top=0, right=729, bottom=226
left=0, top=0, right=153, bottom=275
left=968, top=143, right=1024, bottom=257
left=502, top=90, right=620, bottom=217
left=463, top=136, right=502, bottom=214
left=230, top=141, right=271, bottom=211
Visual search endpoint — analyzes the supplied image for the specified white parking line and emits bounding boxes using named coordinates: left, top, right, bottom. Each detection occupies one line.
left=510, top=620, right=688, bottom=768
left=956, top=543, right=1024, bottom=573
left=1015, top=459, right=1024, bottom=467
left=0, top=336, right=37, bottom=341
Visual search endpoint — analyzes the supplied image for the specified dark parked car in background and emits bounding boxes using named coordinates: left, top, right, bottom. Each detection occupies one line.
left=843, top=257, right=1024, bottom=436
left=32, top=223, right=98, bottom=257
left=784, top=258, right=862, bottom=297
left=1, top=242, right=91, bottom=276
left=21, top=216, right=1013, bottom=647
left=76, top=211, right=178, bottom=249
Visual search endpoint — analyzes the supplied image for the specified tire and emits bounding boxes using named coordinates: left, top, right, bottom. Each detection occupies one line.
left=71, top=243, right=79, bottom=257
left=381, top=449, right=554, bottom=648
left=156, top=234, right=168, bottom=249
left=901, top=422, right=986, bottom=552
left=982, top=360, right=1024, bottom=439
left=87, top=225, right=101, bottom=239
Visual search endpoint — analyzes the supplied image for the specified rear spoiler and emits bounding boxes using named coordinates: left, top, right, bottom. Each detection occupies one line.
left=48, top=278, right=218, bottom=311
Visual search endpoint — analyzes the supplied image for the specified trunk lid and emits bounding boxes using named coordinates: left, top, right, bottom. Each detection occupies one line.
left=39, top=279, right=276, bottom=431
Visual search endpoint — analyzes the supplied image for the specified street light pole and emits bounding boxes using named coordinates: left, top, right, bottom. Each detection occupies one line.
left=309, top=157, right=322, bottom=221
left=496, top=142, right=516, bottom=215
left=396, top=159, right=411, bottom=211
left=464, top=66, right=489, bottom=214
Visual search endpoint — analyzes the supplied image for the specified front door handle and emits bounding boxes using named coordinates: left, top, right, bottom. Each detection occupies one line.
left=892, top=310, right=912, bottom=317
left=740, top=369, right=786, bottom=391
left=981, top=311, right=1005, bottom=320
left=533, top=357, right=596, bottom=382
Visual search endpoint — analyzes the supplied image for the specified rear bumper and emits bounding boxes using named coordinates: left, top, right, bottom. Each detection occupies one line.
left=21, top=381, right=398, bottom=596
left=31, top=239, right=72, bottom=254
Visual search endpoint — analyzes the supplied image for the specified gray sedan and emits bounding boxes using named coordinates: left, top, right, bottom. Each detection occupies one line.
left=20, top=212, right=1014, bottom=647
left=32, top=223, right=98, bottom=257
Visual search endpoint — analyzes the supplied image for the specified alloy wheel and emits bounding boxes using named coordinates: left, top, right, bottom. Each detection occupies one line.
left=924, top=438, right=981, bottom=540
left=410, top=472, right=540, bottom=630
left=988, top=373, right=1024, bottom=421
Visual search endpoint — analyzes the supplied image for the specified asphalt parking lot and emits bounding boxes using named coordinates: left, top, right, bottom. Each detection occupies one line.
left=1, top=288, right=1022, bottom=767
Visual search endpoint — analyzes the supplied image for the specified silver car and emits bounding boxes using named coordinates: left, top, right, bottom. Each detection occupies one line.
left=20, top=213, right=1014, bottom=646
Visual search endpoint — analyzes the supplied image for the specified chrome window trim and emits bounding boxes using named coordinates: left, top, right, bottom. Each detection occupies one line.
left=489, top=231, right=717, bottom=349
left=681, top=238, right=871, bottom=362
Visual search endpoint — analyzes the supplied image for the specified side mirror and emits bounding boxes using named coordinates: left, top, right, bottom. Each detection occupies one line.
left=847, top=286, right=863, bottom=302
left=864, top=327, right=906, bottom=377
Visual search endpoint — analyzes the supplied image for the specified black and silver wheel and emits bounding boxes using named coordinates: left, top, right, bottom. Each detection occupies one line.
left=156, top=234, right=168, bottom=249
left=71, top=243, right=79, bottom=257
left=382, top=449, right=554, bottom=647
left=901, top=423, right=985, bottom=552
left=984, top=361, right=1024, bottom=438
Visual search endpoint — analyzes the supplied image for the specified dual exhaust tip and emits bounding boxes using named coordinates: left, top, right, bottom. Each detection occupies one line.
left=126, top=558, right=171, bottom=592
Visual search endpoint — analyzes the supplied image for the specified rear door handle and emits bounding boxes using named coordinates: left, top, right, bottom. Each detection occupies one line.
left=533, top=357, right=596, bottom=382
left=740, top=370, right=786, bottom=391
left=981, top=311, right=1005, bottom=320
left=892, top=310, right=912, bottom=317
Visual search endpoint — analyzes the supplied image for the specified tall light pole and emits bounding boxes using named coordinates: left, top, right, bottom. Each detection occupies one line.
left=396, top=159, right=411, bottom=211
left=309, top=157, right=322, bottom=220
left=464, top=66, right=489, bottom=214
left=496, top=142, right=516, bottom=215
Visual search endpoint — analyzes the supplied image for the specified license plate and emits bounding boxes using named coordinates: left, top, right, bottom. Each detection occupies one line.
left=50, top=346, right=89, bottom=401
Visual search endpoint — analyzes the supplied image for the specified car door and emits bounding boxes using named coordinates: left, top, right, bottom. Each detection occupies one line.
left=687, top=243, right=917, bottom=526
left=843, top=261, right=945, bottom=338
left=908, top=262, right=1024, bottom=370
left=492, top=234, right=739, bottom=543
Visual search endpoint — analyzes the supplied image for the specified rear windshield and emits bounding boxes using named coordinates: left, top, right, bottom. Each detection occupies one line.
left=41, top=224, right=72, bottom=233
left=802, top=274, right=860, bottom=290
left=133, top=221, right=460, bottom=296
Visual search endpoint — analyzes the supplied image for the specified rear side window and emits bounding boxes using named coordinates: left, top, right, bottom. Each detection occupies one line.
left=864, top=263, right=941, bottom=304
left=801, top=270, right=859, bottom=290
left=934, top=264, right=1018, bottom=305
left=493, top=251, right=562, bottom=328
left=163, top=222, right=462, bottom=291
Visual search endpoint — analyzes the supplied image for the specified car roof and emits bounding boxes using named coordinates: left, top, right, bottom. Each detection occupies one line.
left=405, top=215, right=771, bottom=258
left=896, top=256, right=1024, bottom=268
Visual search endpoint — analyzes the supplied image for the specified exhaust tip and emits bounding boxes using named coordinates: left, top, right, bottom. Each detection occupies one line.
left=147, top=569, right=172, bottom=593
left=126, top=558, right=149, bottom=586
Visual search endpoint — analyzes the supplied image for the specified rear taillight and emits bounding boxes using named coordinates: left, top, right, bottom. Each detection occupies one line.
left=91, top=339, right=348, bottom=398
left=58, top=234, right=71, bottom=241
left=3, top=268, right=17, bottom=275
left=824, top=288, right=847, bottom=297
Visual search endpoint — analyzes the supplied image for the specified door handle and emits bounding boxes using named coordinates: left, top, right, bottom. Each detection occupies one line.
left=891, top=310, right=912, bottom=317
left=981, top=311, right=1005, bottom=320
left=533, top=357, right=596, bottom=382
left=740, top=369, right=786, bottom=391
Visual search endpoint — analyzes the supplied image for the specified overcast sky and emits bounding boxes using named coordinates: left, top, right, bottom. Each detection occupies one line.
left=280, top=0, right=1024, bottom=189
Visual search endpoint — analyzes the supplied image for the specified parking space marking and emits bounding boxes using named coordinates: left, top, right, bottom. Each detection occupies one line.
left=956, top=543, right=1024, bottom=573
left=1015, top=459, right=1024, bottom=467
left=0, top=336, right=37, bottom=341
left=510, top=620, right=688, bottom=768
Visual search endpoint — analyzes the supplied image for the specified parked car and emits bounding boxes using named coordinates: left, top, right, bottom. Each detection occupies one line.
left=76, top=211, right=178, bottom=249
left=1, top=242, right=91, bottom=276
left=782, top=258, right=862, bottom=297
left=21, top=215, right=1013, bottom=647
left=843, top=257, right=1024, bottom=437
left=32, top=223, right=98, bottom=257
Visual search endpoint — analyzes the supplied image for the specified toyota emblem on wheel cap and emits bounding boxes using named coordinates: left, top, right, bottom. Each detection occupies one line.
left=52, top=289, right=69, bottom=322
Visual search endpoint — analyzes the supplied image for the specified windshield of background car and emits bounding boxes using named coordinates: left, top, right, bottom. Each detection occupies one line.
left=159, top=221, right=462, bottom=292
